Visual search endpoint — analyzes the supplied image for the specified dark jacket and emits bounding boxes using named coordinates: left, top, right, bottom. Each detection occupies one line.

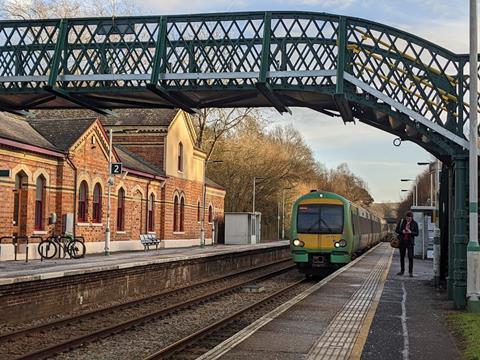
left=395, top=218, right=419, bottom=243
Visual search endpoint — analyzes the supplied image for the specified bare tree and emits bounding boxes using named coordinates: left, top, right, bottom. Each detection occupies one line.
left=193, top=108, right=259, bottom=161
left=2, top=0, right=134, bottom=19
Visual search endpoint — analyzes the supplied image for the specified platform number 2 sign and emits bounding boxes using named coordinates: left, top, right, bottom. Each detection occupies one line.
left=111, top=163, right=122, bottom=175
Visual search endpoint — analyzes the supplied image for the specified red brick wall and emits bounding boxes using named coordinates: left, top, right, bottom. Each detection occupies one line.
left=0, top=146, right=60, bottom=240
left=0, top=123, right=225, bottom=247
left=162, top=177, right=225, bottom=240
left=112, top=133, right=166, bottom=170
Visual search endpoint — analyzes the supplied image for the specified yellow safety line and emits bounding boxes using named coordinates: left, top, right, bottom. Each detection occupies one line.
left=349, top=247, right=394, bottom=360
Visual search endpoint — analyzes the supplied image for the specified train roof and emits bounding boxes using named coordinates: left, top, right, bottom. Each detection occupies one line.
left=295, top=190, right=381, bottom=221
left=295, top=190, right=350, bottom=204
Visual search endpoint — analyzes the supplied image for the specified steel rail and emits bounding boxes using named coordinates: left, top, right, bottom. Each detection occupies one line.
left=12, top=261, right=295, bottom=360
left=0, top=258, right=291, bottom=346
left=143, top=278, right=307, bottom=359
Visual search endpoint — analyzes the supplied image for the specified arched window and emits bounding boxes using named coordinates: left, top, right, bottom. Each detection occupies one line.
left=208, top=205, right=213, bottom=223
left=92, top=183, right=102, bottom=223
left=117, top=188, right=125, bottom=231
left=173, top=195, right=179, bottom=232
left=13, top=171, right=27, bottom=226
left=148, top=194, right=155, bottom=232
left=197, top=201, right=201, bottom=222
left=178, top=142, right=183, bottom=172
left=78, top=181, right=88, bottom=222
left=180, top=197, right=185, bottom=232
left=34, top=176, right=45, bottom=230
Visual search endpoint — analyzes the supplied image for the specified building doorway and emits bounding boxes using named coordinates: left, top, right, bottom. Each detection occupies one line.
left=13, top=171, right=28, bottom=237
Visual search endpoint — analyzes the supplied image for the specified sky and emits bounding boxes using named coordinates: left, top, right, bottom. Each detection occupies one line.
left=130, top=0, right=470, bottom=203
left=23, top=0, right=474, bottom=203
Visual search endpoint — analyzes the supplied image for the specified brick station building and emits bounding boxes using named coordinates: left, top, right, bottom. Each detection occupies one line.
left=0, top=109, right=225, bottom=260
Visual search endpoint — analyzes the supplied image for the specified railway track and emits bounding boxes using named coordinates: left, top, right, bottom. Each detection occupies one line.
left=0, top=259, right=294, bottom=360
left=143, top=277, right=308, bottom=360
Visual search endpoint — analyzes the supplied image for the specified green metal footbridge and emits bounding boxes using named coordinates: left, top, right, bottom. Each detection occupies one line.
left=0, top=11, right=476, bottom=307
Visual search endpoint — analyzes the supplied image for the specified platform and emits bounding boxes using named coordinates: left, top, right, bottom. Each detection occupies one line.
left=200, top=243, right=460, bottom=360
left=0, top=241, right=290, bottom=324
left=0, top=241, right=288, bottom=285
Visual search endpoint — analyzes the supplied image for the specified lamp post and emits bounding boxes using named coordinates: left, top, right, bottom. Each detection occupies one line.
left=282, top=187, right=292, bottom=240
left=401, top=179, right=417, bottom=206
left=201, top=159, right=222, bottom=248
left=105, top=128, right=113, bottom=256
left=467, top=0, right=480, bottom=311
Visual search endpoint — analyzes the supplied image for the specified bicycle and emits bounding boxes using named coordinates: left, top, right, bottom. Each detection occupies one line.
left=38, top=232, right=86, bottom=260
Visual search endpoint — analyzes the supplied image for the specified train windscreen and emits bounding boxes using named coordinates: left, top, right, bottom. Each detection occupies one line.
left=297, top=204, right=344, bottom=234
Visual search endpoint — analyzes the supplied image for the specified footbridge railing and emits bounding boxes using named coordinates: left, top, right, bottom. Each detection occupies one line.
left=0, top=12, right=477, bottom=156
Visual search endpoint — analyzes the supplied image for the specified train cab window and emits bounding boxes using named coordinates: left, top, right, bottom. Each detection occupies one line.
left=297, top=204, right=343, bottom=234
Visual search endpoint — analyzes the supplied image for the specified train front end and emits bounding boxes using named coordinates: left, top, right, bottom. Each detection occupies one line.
left=290, top=191, right=353, bottom=275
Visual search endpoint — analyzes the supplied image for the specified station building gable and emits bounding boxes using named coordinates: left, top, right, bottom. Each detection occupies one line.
left=0, top=110, right=225, bottom=260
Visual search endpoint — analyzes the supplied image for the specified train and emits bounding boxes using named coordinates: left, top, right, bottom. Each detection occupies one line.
left=290, top=190, right=384, bottom=275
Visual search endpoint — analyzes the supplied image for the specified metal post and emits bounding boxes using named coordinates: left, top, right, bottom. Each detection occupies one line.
left=200, top=159, right=206, bottom=248
left=433, top=160, right=441, bottom=287
left=430, top=171, right=433, bottom=206
left=453, top=156, right=468, bottom=309
left=105, top=128, right=112, bottom=256
left=415, top=183, right=418, bottom=206
left=252, top=177, right=256, bottom=214
left=468, top=0, right=480, bottom=312
left=277, top=201, right=280, bottom=240
left=448, top=166, right=455, bottom=299
left=282, top=188, right=286, bottom=240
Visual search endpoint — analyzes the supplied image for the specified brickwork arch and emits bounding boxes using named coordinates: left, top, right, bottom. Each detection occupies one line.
left=32, top=168, right=51, bottom=187
left=77, top=172, right=93, bottom=191
left=11, top=164, right=32, bottom=184
left=131, top=185, right=145, bottom=200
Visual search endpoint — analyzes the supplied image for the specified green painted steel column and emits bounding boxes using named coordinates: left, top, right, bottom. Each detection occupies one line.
left=453, top=154, right=468, bottom=309
left=448, top=165, right=455, bottom=299
left=150, top=17, right=168, bottom=86
left=259, top=12, right=272, bottom=84
left=48, top=19, right=68, bottom=87
left=335, top=16, right=347, bottom=95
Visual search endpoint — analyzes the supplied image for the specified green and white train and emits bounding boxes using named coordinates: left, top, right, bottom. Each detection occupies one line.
left=290, top=190, right=383, bottom=275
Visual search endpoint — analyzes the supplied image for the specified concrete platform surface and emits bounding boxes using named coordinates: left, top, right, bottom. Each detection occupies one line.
left=201, top=243, right=460, bottom=360
left=0, top=241, right=288, bottom=285
left=361, top=251, right=460, bottom=360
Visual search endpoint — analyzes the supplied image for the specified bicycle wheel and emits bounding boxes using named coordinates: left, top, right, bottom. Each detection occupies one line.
left=38, top=240, right=57, bottom=259
left=68, top=239, right=86, bottom=259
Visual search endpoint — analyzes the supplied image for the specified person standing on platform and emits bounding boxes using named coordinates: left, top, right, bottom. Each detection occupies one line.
left=395, top=211, right=419, bottom=277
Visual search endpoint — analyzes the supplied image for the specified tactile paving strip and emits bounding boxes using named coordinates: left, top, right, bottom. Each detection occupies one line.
left=306, top=248, right=391, bottom=359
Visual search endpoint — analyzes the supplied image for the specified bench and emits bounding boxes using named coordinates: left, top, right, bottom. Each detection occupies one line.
left=140, top=234, right=160, bottom=251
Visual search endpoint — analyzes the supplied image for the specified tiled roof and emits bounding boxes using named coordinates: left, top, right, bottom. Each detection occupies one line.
left=205, top=177, right=225, bottom=190
left=33, top=108, right=178, bottom=127
left=27, top=118, right=97, bottom=152
left=0, top=113, right=58, bottom=151
left=114, top=145, right=165, bottom=178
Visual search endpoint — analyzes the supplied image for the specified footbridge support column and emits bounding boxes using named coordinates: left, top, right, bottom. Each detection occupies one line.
left=453, top=155, right=468, bottom=309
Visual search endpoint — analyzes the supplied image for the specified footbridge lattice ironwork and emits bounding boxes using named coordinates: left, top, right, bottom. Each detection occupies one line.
left=0, top=11, right=478, bottom=309
left=0, top=11, right=476, bottom=160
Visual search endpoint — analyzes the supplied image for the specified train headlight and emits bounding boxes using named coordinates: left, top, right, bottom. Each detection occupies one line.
left=293, top=239, right=304, bottom=247
left=334, top=239, right=347, bottom=248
